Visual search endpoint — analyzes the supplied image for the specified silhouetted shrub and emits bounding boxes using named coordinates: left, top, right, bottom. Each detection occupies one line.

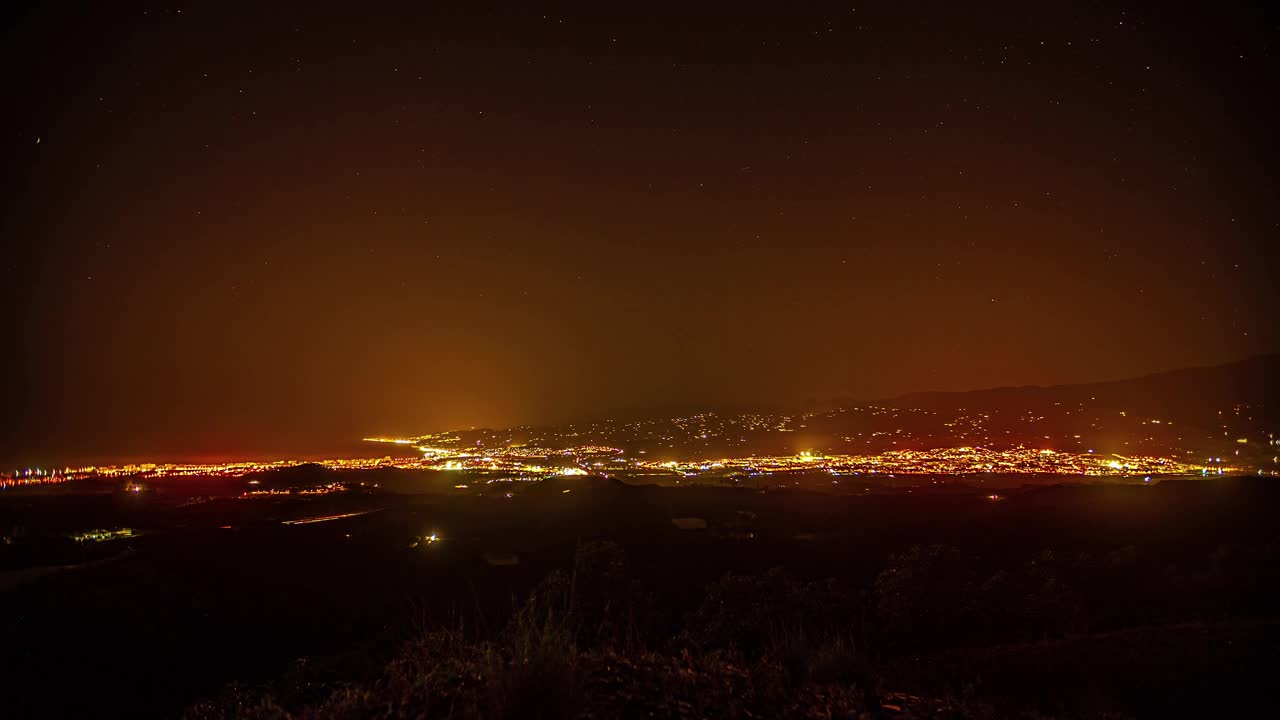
left=486, top=610, right=581, bottom=720
left=969, top=550, right=1082, bottom=643
left=681, top=568, right=861, bottom=663
left=515, top=540, right=652, bottom=652
left=874, top=544, right=976, bottom=652
left=182, top=684, right=290, bottom=720
left=682, top=567, right=799, bottom=657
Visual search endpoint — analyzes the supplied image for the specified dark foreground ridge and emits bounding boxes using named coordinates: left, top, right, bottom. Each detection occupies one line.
left=3, top=475, right=1279, bottom=719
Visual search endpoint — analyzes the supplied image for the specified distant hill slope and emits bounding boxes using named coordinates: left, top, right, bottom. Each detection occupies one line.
left=891, top=355, right=1278, bottom=422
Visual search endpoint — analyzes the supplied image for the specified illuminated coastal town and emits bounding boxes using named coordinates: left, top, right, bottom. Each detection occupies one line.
left=5, top=410, right=1266, bottom=490
left=6, top=392, right=1276, bottom=491
left=0, top=447, right=1231, bottom=491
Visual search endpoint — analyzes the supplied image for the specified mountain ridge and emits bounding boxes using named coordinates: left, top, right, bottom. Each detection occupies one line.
left=885, top=354, right=1277, bottom=428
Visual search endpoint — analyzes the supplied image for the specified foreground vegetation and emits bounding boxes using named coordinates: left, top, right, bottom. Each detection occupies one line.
left=183, top=539, right=1280, bottom=719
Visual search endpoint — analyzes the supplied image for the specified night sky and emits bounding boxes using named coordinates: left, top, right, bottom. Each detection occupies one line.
left=4, top=2, right=1278, bottom=465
